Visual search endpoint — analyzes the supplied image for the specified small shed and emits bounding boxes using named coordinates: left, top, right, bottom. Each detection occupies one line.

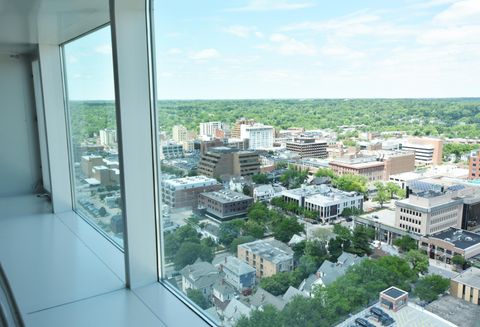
left=379, top=286, right=408, bottom=312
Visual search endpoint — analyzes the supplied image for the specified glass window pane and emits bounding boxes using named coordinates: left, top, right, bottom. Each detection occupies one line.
left=63, top=26, right=124, bottom=248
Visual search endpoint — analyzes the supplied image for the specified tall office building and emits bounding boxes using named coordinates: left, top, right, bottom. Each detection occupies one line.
left=99, top=129, right=117, bottom=147
left=240, top=123, right=274, bottom=150
left=197, top=147, right=260, bottom=178
left=401, top=137, right=443, bottom=166
left=286, top=138, right=327, bottom=158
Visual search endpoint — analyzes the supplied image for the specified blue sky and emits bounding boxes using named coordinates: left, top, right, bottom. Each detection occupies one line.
left=65, top=0, right=480, bottom=100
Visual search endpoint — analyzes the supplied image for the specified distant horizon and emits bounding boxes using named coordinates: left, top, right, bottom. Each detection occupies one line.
left=69, top=96, right=480, bottom=102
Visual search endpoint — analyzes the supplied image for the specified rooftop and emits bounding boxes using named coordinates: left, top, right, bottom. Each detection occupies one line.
left=429, top=228, right=480, bottom=250
left=283, top=184, right=358, bottom=199
left=220, top=256, right=256, bottom=276
left=162, top=175, right=219, bottom=188
left=239, top=238, right=293, bottom=264
left=317, top=252, right=366, bottom=286
left=425, top=295, right=480, bottom=327
left=381, top=286, right=408, bottom=300
left=200, top=189, right=252, bottom=204
left=452, top=267, right=480, bottom=289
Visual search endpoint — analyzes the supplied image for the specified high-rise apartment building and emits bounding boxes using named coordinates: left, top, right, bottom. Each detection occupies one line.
left=99, top=129, right=117, bottom=147
left=240, top=123, right=274, bottom=150
left=172, top=125, right=188, bottom=143
left=199, top=121, right=224, bottom=138
left=469, top=149, right=480, bottom=179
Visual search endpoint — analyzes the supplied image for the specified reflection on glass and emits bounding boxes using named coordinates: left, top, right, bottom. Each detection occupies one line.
left=63, top=26, right=124, bottom=247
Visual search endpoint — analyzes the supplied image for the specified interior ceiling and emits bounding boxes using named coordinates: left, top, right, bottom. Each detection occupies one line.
left=0, top=0, right=109, bottom=54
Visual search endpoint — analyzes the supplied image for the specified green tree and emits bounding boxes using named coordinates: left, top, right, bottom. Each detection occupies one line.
left=349, top=225, right=374, bottom=256
left=315, top=168, right=336, bottom=179
left=230, top=235, right=256, bottom=254
left=218, top=220, right=243, bottom=246
left=236, top=305, right=283, bottom=327
left=451, top=255, right=466, bottom=267
left=186, top=289, right=210, bottom=309
left=173, top=242, right=214, bottom=270
left=252, top=173, right=269, bottom=184
left=414, top=275, right=450, bottom=302
left=393, top=235, right=417, bottom=252
left=373, top=182, right=389, bottom=208
left=272, top=216, right=304, bottom=243
left=333, top=174, right=367, bottom=194
left=405, top=249, right=429, bottom=274
left=243, top=220, right=265, bottom=239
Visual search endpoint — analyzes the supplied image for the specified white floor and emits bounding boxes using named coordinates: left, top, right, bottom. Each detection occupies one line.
left=0, top=195, right=208, bottom=327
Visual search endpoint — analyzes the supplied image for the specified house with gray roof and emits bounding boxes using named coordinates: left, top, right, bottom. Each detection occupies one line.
left=217, top=256, right=256, bottom=291
left=282, top=286, right=307, bottom=303
left=299, top=273, right=320, bottom=297
left=250, top=287, right=287, bottom=311
left=223, top=298, right=252, bottom=327
left=315, top=252, right=366, bottom=287
left=180, top=261, right=220, bottom=299
left=212, top=278, right=236, bottom=305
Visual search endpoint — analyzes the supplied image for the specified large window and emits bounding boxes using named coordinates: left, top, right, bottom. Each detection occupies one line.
left=63, top=26, right=124, bottom=248
left=152, top=1, right=480, bottom=326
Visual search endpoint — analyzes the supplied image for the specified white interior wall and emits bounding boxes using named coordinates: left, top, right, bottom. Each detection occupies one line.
left=0, top=53, right=41, bottom=197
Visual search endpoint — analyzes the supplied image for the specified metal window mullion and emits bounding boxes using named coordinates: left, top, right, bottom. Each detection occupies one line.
left=110, top=0, right=158, bottom=289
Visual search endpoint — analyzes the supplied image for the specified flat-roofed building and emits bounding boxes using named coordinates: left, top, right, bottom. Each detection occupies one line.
left=451, top=267, right=480, bottom=305
left=172, top=124, right=189, bottom=143
left=469, top=149, right=480, bottom=180
left=329, top=156, right=385, bottom=181
left=231, top=118, right=256, bottom=139
left=401, top=137, right=443, bottom=166
left=395, top=182, right=464, bottom=235
left=200, top=121, right=224, bottom=138
left=197, top=147, right=260, bottom=178
left=81, top=155, right=104, bottom=177
left=286, top=138, right=327, bottom=159
left=240, top=124, right=274, bottom=150
left=238, top=238, right=294, bottom=278
left=161, top=175, right=223, bottom=210
left=376, top=150, right=415, bottom=179
left=419, top=228, right=480, bottom=264
left=198, top=189, right=253, bottom=221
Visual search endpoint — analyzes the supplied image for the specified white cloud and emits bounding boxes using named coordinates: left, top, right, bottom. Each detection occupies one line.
left=94, top=44, right=112, bottom=55
left=226, top=0, right=314, bottom=12
left=434, top=0, right=480, bottom=23
left=320, top=44, right=366, bottom=60
left=168, top=48, right=183, bottom=55
left=224, top=25, right=254, bottom=38
left=418, top=25, right=480, bottom=45
left=190, top=48, right=221, bottom=60
left=264, top=33, right=316, bottom=56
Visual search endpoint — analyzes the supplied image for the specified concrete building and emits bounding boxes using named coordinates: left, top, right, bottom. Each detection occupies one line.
left=376, top=150, right=415, bottom=179
left=282, top=185, right=363, bottom=223
left=238, top=238, right=294, bottom=278
left=329, top=156, right=385, bottom=182
left=462, top=193, right=480, bottom=231
left=217, top=256, right=256, bottom=291
left=240, top=124, right=274, bottom=150
left=395, top=183, right=464, bottom=235
left=99, top=128, right=117, bottom=147
left=197, top=147, right=260, bottom=178
left=80, top=155, right=104, bottom=177
left=160, top=142, right=184, bottom=160
left=469, top=149, right=480, bottom=180
left=198, top=189, right=253, bottom=221
left=420, top=228, right=480, bottom=263
left=401, top=137, right=443, bottom=166
left=200, top=121, right=224, bottom=138
left=92, top=165, right=120, bottom=187
left=231, top=118, right=256, bottom=139
left=451, top=267, right=480, bottom=305
left=161, top=175, right=222, bottom=210
left=172, top=125, right=189, bottom=143
left=286, top=138, right=328, bottom=159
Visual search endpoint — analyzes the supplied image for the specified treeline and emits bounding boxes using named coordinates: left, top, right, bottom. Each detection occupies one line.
left=69, top=99, right=480, bottom=141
